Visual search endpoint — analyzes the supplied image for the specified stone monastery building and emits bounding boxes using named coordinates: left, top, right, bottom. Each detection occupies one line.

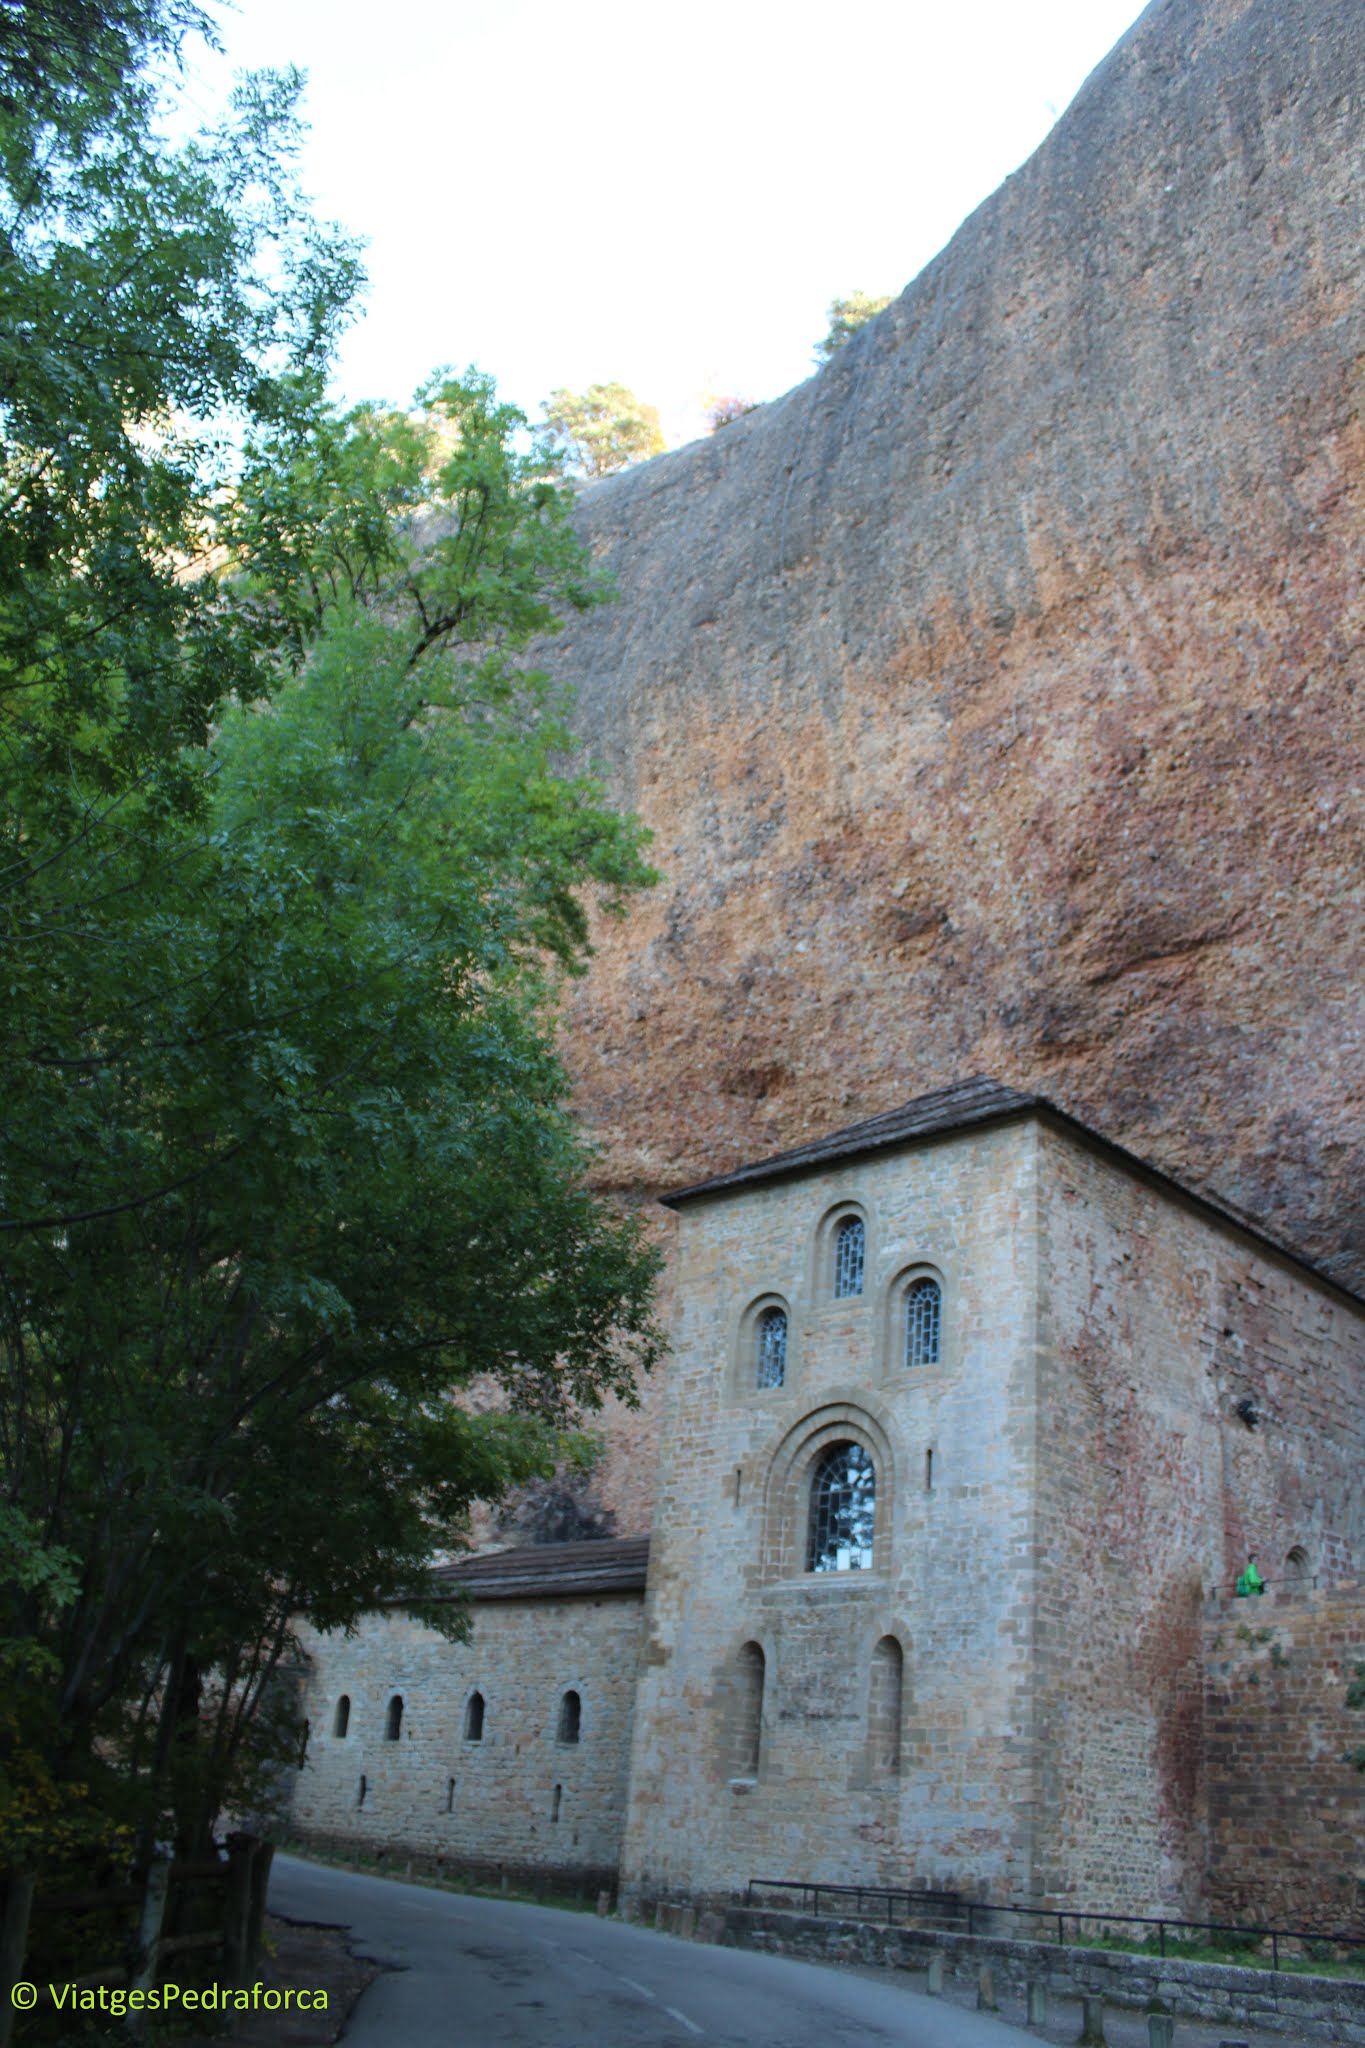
left=290, top=1079, right=1365, bottom=1931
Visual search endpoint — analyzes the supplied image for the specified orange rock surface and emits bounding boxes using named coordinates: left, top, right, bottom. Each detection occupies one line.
left=542, top=0, right=1365, bottom=1529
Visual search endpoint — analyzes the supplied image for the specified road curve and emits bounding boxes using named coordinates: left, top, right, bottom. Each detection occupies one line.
left=268, top=1853, right=1037, bottom=2048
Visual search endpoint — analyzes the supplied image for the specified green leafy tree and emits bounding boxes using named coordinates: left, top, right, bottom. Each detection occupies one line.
left=815, top=290, right=893, bottom=361
left=0, top=0, right=662, bottom=1977
left=541, top=381, right=666, bottom=477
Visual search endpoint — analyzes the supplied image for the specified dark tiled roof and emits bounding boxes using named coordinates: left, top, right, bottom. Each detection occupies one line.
left=661, top=1077, right=1040, bottom=1204
left=659, top=1076, right=1364, bottom=1311
left=429, top=1536, right=650, bottom=1602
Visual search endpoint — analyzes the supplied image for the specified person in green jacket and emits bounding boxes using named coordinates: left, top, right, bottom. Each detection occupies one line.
left=1235, top=1554, right=1265, bottom=1596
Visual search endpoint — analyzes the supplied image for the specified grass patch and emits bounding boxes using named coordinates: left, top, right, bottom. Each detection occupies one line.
left=1068, top=1927, right=1365, bottom=1978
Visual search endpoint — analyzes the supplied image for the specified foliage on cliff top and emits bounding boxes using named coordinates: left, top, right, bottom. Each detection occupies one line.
left=541, top=382, right=667, bottom=477
left=0, top=0, right=661, bottom=1880
left=815, top=290, right=893, bottom=360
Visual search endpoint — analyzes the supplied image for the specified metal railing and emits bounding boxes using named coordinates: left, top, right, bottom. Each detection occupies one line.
left=743, top=1878, right=1365, bottom=1973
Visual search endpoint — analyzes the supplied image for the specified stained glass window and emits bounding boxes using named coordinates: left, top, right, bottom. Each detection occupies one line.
left=807, top=1441, right=876, bottom=1571
left=756, top=1306, right=787, bottom=1388
left=905, top=1277, right=941, bottom=1368
left=833, top=1217, right=865, bottom=1298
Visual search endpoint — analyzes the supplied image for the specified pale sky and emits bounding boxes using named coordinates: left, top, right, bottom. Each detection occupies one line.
left=187, top=0, right=1150, bottom=445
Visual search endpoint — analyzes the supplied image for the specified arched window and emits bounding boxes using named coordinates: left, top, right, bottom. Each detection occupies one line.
left=557, top=1690, right=581, bottom=1744
left=464, top=1691, right=485, bottom=1742
left=833, top=1217, right=865, bottom=1298
left=867, top=1636, right=903, bottom=1778
left=333, top=1695, right=351, bottom=1739
left=905, top=1277, right=942, bottom=1369
left=756, top=1307, right=787, bottom=1389
left=384, top=1694, right=403, bottom=1742
left=1286, top=1544, right=1310, bottom=1581
left=732, top=1642, right=765, bottom=1779
left=807, top=1441, right=876, bottom=1571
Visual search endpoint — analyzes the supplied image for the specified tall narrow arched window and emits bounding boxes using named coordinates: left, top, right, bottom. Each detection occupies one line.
left=756, top=1307, right=787, bottom=1389
left=732, top=1642, right=765, bottom=1779
left=807, top=1441, right=876, bottom=1571
left=834, top=1217, right=865, bottom=1298
left=867, top=1636, right=903, bottom=1778
left=333, top=1695, right=351, bottom=1739
left=905, top=1277, right=942, bottom=1369
left=464, top=1691, right=485, bottom=1742
left=385, top=1694, right=403, bottom=1741
left=557, top=1690, right=581, bottom=1744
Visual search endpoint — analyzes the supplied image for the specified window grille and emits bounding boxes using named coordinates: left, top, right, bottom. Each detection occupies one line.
left=756, top=1306, right=787, bottom=1388
left=464, top=1691, right=485, bottom=1742
left=557, top=1690, right=581, bottom=1744
left=905, top=1277, right=941, bottom=1368
left=833, top=1217, right=865, bottom=1298
left=333, top=1695, right=350, bottom=1739
left=385, top=1694, right=403, bottom=1741
left=807, top=1441, right=876, bottom=1571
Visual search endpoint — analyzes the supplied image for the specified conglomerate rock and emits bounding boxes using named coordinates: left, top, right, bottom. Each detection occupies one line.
left=542, top=0, right=1364, bottom=1530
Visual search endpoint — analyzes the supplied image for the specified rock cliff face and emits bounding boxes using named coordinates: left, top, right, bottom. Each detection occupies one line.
left=547, top=0, right=1365, bottom=1527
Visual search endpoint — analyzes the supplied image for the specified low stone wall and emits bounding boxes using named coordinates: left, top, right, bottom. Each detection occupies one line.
left=290, top=1830, right=616, bottom=1907
left=716, top=1908, right=1365, bottom=2043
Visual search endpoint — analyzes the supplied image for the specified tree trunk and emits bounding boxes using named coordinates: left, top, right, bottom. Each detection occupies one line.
left=0, top=1872, right=36, bottom=2048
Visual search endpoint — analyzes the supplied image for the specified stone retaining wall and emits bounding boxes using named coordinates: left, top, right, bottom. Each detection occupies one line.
left=715, top=1908, right=1365, bottom=2043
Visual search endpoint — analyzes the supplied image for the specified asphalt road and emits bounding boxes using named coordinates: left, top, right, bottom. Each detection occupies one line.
left=267, top=1855, right=1039, bottom=2048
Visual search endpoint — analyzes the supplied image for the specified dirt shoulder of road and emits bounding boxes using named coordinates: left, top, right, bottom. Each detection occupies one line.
left=169, top=1915, right=383, bottom=2047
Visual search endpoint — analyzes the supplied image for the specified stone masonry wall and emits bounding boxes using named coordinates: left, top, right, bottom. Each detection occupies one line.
left=1032, top=1123, right=1365, bottom=1919
left=290, top=1593, right=644, bottom=1879
left=620, top=1120, right=1042, bottom=1905
left=721, top=1909, right=1365, bottom=2043
left=1204, top=1581, right=1365, bottom=1936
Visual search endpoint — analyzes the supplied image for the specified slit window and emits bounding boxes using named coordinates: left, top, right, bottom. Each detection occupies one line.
left=733, top=1641, right=764, bottom=1778
left=807, top=1441, right=876, bottom=1572
left=905, top=1277, right=942, bottom=1369
left=756, top=1307, right=787, bottom=1389
left=834, top=1218, right=865, bottom=1298
left=867, top=1636, right=903, bottom=1778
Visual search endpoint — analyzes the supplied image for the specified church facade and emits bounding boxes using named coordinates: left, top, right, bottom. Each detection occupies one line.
left=289, top=1080, right=1365, bottom=1925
